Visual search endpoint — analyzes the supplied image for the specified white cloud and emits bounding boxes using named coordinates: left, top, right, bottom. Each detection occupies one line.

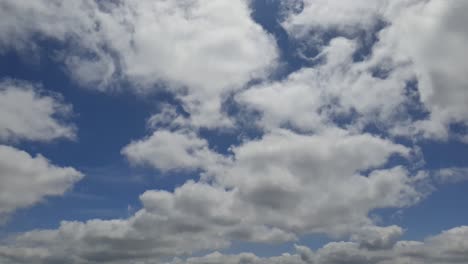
left=146, top=104, right=191, bottom=131
left=211, top=129, right=420, bottom=237
left=122, top=130, right=229, bottom=173
left=123, top=127, right=419, bottom=237
left=0, top=1, right=466, bottom=263
left=283, top=0, right=387, bottom=37
left=0, top=80, right=81, bottom=222
left=237, top=37, right=413, bottom=133
left=376, top=0, right=468, bottom=140
left=350, top=225, right=404, bottom=250
left=434, top=167, right=468, bottom=183
left=0, top=80, right=75, bottom=142
left=0, top=145, right=83, bottom=221
left=0, top=181, right=294, bottom=264
left=0, top=126, right=427, bottom=263
left=282, top=0, right=468, bottom=141
left=0, top=0, right=278, bottom=128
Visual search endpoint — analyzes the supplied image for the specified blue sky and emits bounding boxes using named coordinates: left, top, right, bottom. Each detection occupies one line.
left=0, top=0, right=468, bottom=263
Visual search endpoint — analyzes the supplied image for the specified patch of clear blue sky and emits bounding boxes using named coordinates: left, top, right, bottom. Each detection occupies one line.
left=0, top=0, right=467, bottom=255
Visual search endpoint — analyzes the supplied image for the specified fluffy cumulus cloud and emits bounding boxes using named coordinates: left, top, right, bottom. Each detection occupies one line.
left=122, top=130, right=228, bottom=173
left=124, top=125, right=422, bottom=236
left=0, top=181, right=294, bottom=264
left=376, top=0, right=468, bottom=140
left=237, top=36, right=414, bottom=133
left=0, top=79, right=82, bottom=221
left=0, top=145, right=83, bottom=221
left=281, top=0, right=468, bottom=141
left=210, top=129, right=420, bottom=236
left=0, top=128, right=427, bottom=263
left=0, top=0, right=467, bottom=263
left=0, top=0, right=278, bottom=127
left=0, top=80, right=75, bottom=142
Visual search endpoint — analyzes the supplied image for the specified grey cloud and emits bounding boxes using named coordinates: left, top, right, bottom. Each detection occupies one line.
left=0, top=127, right=425, bottom=263
left=351, top=226, right=404, bottom=250
left=125, top=127, right=421, bottom=237
left=164, top=226, right=468, bottom=264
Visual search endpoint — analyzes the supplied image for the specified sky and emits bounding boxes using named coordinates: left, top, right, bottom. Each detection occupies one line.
left=0, top=0, right=467, bottom=263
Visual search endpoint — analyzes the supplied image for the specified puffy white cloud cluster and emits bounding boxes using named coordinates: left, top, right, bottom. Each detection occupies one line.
left=0, top=0, right=467, bottom=263
left=122, top=130, right=227, bottom=173
left=377, top=0, right=468, bottom=141
left=122, top=122, right=427, bottom=235
left=237, top=37, right=414, bottom=133
left=0, top=145, right=83, bottom=221
left=0, top=80, right=82, bottom=222
left=0, top=0, right=278, bottom=127
left=0, top=126, right=426, bottom=263
left=1, top=0, right=466, bottom=135
left=0, top=80, right=75, bottom=142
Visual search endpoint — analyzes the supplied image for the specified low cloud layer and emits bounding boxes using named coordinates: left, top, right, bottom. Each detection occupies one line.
left=167, top=226, right=468, bottom=264
left=0, top=128, right=428, bottom=263
left=2, top=225, right=468, bottom=264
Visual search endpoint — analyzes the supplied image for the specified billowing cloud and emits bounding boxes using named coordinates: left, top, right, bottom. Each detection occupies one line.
left=0, top=145, right=83, bottom=221
left=376, top=0, right=468, bottom=140
left=282, top=0, right=468, bottom=141
left=237, top=37, right=413, bottom=133
left=0, top=127, right=426, bottom=263
left=0, top=80, right=81, bottom=221
left=283, top=0, right=390, bottom=36
left=0, top=0, right=278, bottom=128
left=124, top=126, right=421, bottom=236
left=0, top=0, right=466, bottom=263
left=164, top=226, right=468, bottom=264
left=122, top=130, right=228, bottom=173
left=205, top=129, right=421, bottom=237
left=0, top=80, right=75, bottom=142
left=0, top=181, right=294, bottom=264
